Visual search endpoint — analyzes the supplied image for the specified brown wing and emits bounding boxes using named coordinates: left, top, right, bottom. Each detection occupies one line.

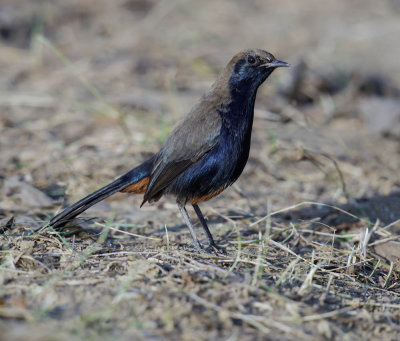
left=143, top=97, right=223, bottom=203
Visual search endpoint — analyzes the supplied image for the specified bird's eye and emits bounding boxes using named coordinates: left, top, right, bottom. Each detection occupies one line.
left=247, top=55, right=256, bottom=65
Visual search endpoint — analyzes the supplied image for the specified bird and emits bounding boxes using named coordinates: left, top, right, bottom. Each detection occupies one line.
left=50, top=48, right=289, bottom=252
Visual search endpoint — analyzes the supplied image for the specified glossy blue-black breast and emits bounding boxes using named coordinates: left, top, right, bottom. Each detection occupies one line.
left=165, top=97, right=255, bottom=205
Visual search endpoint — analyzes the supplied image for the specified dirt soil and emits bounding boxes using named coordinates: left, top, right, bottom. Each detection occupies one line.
left=1, top=0, right=400, bottom=340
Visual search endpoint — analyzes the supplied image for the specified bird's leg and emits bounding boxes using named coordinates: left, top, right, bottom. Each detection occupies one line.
left=178, top=204, right=202, bottom=251
left=192, top=204, right=216, bottom=247
left=192, top=204, right=226, bottom=254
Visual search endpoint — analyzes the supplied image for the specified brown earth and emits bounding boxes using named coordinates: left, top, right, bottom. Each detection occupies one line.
left=1, top=0, right=400, bottom=340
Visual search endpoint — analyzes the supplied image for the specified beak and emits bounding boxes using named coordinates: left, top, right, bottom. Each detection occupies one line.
left=259, top=59, right=290, bottom=68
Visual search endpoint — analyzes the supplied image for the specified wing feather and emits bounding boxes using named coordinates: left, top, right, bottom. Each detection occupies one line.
left=143, top=97, right=223, bottom=203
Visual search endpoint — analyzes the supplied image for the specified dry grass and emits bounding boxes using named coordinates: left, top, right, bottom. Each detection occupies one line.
left=1, top=0, right=400, bottom=340
left=2, top=201, right=400, bottom=340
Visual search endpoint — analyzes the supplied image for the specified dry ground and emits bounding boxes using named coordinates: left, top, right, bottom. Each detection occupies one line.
left=1, top=0, right=400, bottom=340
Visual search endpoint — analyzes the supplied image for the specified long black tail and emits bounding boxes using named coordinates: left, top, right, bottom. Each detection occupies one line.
left=50, top=157, right=154, bottom=228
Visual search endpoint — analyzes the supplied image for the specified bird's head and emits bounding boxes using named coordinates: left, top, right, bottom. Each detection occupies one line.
left=224, top=49, right=289, bottom=93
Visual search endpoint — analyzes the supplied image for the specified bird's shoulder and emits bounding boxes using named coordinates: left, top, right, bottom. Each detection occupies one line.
left=160, top=92, right=228, bottom=161
left=143, top=92, right=229, bottom=203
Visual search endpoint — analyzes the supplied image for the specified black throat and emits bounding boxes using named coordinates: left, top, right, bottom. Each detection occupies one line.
left=221, top=66, right=274, bottom=136
left=219, top=74, right=263, bottom=137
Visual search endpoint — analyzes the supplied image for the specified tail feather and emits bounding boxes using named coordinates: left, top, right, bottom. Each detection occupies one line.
left=50, top=157, right=154, bottom=228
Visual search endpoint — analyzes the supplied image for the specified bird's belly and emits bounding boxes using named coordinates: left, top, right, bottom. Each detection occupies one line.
left=166, top=140, right=249, bottom=204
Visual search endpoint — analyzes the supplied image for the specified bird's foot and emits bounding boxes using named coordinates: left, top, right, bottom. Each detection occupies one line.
left=205, top=243, right=227, bottom=256
left=180, top=242, right=226, bottom=255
